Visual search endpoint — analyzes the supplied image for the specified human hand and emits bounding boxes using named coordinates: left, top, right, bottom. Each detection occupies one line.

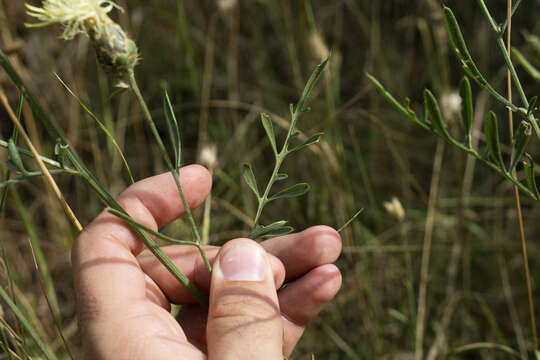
left=72, top=165, right=342, bottom=359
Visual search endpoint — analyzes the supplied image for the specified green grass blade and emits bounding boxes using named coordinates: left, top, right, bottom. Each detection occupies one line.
left=0, top=286, right=58, bottom=360
left=55, top=74, right=135, bottom=185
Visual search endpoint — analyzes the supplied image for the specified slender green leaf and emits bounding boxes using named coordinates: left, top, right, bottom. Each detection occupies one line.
left=262, top=226, right=294, bottom=238
left=242, top=163, right=259, bottom=197
left=484, top=112, right=505, bottom=170
left=443, top=7, right=488, bottom=87
left=108, top=208, right=197, bottom=246
left=0, top=169, right=70, bottom=188
left=55, top=74, right=134, bottom=184
left=459, top=77, right=474, bottom=148
left=512, top=48, right=540, bottom=82
left=367, top=74, right=409, bottom=116
left=367, top=74, right=430, bottom=131
left=5, top=160, right=22, bottom=174
left=526, top=34, right=540, bottom=57
left=275, top=173, right=288, bottom=181
left=0, top=140, right=64, bottom=169
left=7, top=139, right=27, bottom=174
left=528, top=96, right=538, bottom=116
left=424, top=89, right=451, bottom=141
left=248, top=220, right=289, bottom=239
left=163, top=89, right=182, bottom=169
left=269, top=183, right=310, bottom=201
left=296, top=58, right=328, bottom=113
left=288, top=132, right=323, bottom=154
left=443, top=7, right=517, bottom=111
left=524, top=154, right=540, bottom=200
left=337, top=208, right=364, bottom=233
left=509, top=121, right=531, bottom=171
left=261, top=113, right=277, bottom=155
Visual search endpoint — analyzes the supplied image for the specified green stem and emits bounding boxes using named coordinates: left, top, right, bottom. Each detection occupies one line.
left=0, top=50, right=208, bottom=308
left=251, top=59, right=328, bottom=228
left=477, top=0, right=540, bottom=139
left=128, top=71, right=212, bottom=274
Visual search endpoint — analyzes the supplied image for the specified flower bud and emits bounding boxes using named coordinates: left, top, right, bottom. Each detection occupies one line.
left=85, top=16, right=138, bottom=76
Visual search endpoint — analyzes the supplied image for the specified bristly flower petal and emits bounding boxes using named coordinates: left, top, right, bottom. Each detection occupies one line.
left=26, top=0, right=123, bottom=40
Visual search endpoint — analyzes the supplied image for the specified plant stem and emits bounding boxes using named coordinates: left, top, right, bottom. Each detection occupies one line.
left=477, top=0, right=540, bottom=140
left=505, top=0, right=537, bottom=351
left=251, top=59, right=328, bottom=228
left=0, top=50, right=209, bottom=308
left=0, top=92, right=83, bottom=232
left=128, top=71, right=212, bottom=274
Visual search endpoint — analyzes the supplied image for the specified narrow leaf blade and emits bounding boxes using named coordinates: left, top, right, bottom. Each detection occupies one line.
left=288, top=132, right=323, bottom=154
left=424, top=89, right=451, bottom=141
left=269, top=183, right=310, bottom=201
left=8, top=139, right=27, bottom=174
left=367, top=74, right=430, bottom=131
left=484, top=112, right=505, bottom=170
left=509, top=121, right=531, bottom=171
left=275, top=173, right=288, bottom=181
left=242, top=163, right=259, bottom=197
left=248, top=220, right=288, bottom=239
left=524, top=155, right=540, bottom=200
left=295, top=58, right=328, bottom=112
left=163, top=89, right=182, bottom=169
left=261, top=113, right=278, bottom=155
left=459, top=77, right=474, bottom=148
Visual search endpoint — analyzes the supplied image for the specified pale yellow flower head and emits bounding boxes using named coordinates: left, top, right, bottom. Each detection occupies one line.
left=26, top=0, right=138, bottom=78
left=26, top=0, right=122, bottom=40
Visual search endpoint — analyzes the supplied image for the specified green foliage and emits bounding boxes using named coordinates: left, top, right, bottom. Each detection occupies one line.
left=369, top=3, right=540, bottom=203
left=245, top=59, right=328, bottom=240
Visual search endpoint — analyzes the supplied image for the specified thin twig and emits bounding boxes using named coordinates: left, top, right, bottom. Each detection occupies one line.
left=0, top=92, right=83, bottom=232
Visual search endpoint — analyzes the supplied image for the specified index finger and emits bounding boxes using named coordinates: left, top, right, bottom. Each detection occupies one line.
left=72, top=165, right=211, bottom=326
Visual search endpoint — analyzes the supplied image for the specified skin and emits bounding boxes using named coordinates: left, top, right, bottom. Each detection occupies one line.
left=72, top=165, right=342, bottom=359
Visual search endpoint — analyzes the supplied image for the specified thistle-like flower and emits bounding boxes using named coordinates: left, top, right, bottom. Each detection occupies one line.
left=26, top=0, right=138, bottom=78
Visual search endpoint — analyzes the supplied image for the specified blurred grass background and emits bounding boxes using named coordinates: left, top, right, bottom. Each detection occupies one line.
left=0, top=0, right=540, bottom=358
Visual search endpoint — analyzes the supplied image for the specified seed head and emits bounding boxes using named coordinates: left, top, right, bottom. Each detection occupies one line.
left=26, top=0, right=138, bottom=78
left=200, top=143, right=218, bottom=170
left=383, top=197, right=405, bottom=222
left=440, top=91, right=462, bottom=121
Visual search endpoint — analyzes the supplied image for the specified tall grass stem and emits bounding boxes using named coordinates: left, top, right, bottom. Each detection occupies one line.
left=505, top=0, right=537, bottom=350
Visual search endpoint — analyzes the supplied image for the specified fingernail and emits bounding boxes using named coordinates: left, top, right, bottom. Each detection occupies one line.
left=220, top=242, right=266, bottom=281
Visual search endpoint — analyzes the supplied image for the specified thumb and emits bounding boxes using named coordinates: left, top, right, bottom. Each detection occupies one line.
left=206, top=238, right=283, bottom=360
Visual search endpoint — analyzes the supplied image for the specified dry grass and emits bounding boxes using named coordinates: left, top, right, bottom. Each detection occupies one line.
left=0, top=0, right=539, bottom=359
